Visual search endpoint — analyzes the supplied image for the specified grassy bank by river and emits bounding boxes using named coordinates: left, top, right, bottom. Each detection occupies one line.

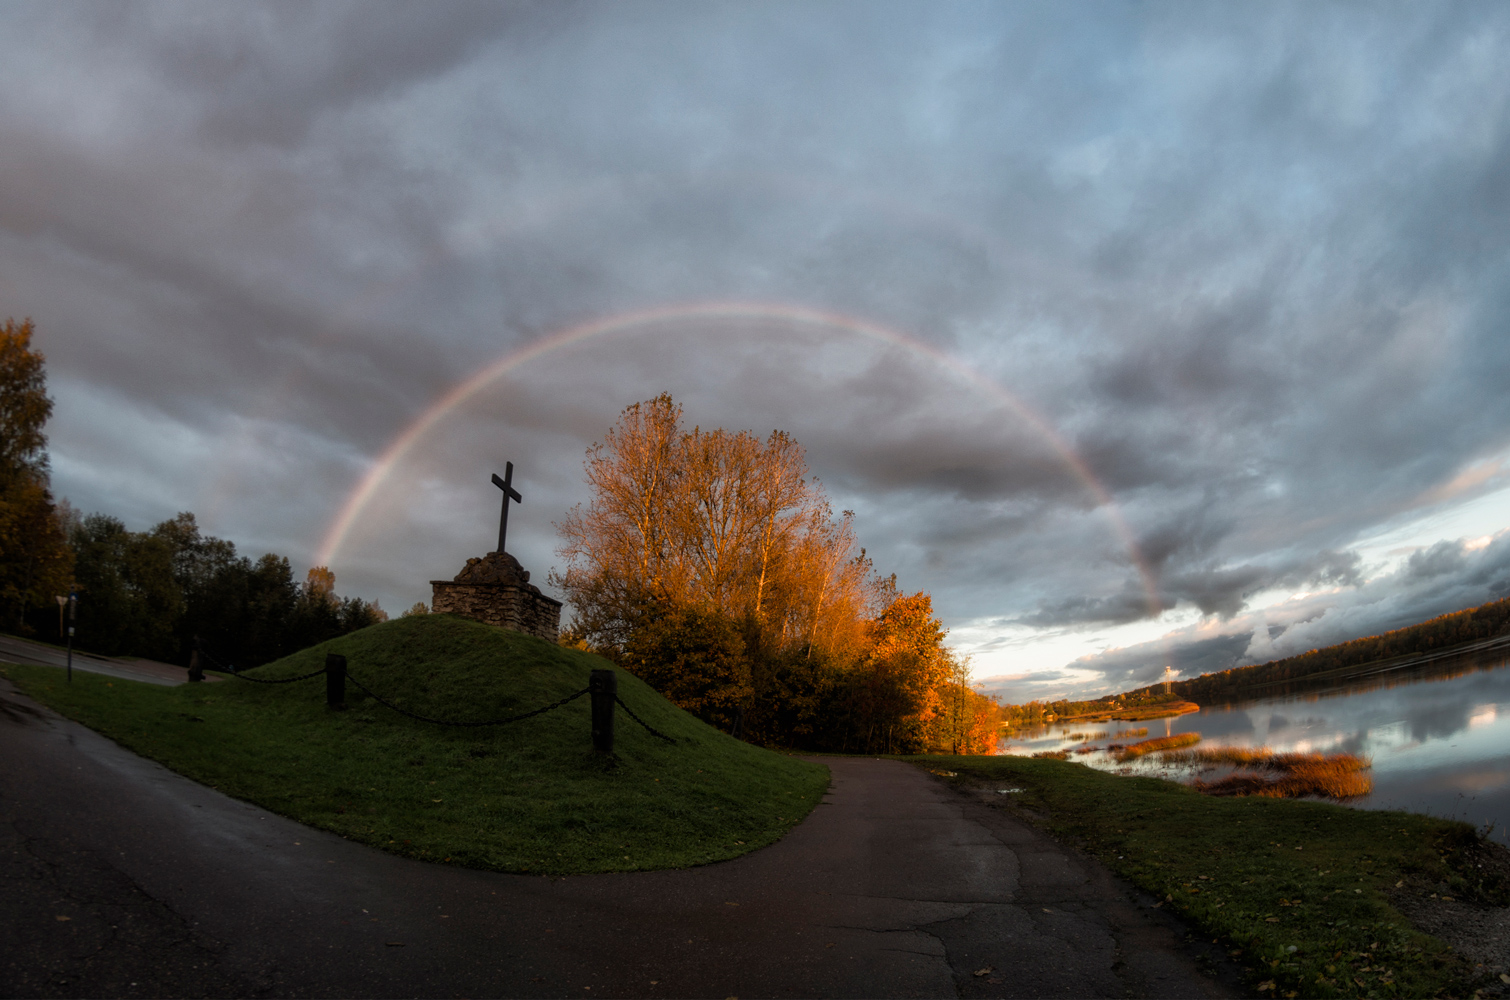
left=2, top=614, right=828, bottom=874
left=915, top=754, right=1510, bottom=999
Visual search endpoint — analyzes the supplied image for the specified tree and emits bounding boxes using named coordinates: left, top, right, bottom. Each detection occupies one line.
left=552, top=394, right=866, bottom=651
left=621, top=603, right=752, bottom=731
left=554, top=395, right=992, bottom=753
left=828, top=591, right=958, bottom=754
left=0, top=319, right=73, bottom=630
left=68, top=514, right=182, bottom=658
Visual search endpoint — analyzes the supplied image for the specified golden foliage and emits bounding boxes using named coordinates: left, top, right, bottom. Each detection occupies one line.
left=552, top=393, right=880, bottom=654
left=0, top=318, right=72, bottom=629
left=554, top=395, right=1002, bottom=752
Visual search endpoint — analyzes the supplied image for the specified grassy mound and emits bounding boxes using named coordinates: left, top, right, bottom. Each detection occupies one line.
left=916, top=754, right=1505, bottom=999
left=3, top=614, right=829, bottom=874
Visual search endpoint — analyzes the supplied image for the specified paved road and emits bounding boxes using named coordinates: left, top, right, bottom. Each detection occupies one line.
left=0, top=634, right=198, bottom=686
left=1, top=677, right=1236, bottom=998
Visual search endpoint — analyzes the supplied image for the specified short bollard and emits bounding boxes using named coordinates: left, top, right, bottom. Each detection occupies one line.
left=187, top=635, right=204, bottom=683
left=589, top=668, right=616, bottom=752
left=325, top=653, right=346, bottom=709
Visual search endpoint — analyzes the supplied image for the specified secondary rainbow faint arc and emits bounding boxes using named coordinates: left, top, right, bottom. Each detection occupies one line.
left=316, top=300, right=1163, bottom=617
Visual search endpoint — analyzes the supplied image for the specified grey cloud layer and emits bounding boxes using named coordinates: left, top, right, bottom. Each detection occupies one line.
left=3, top=1, right=1509, bottom=693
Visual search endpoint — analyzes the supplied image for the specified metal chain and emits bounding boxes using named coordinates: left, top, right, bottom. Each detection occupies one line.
left=197, top=645, right=328, bottom=684
left=207, top=664, right=327, bottom=684
left=198, top=650, right=666, bottom=743
left=614, top=694, right=677, bottom=743
left=343, top=670, right=591, bottom=727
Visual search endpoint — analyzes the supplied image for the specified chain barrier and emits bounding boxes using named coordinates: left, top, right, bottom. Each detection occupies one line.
left=614, top=694, right=677, bottom=743
left=201, top=646, right=327, bottom=685
left=197, top=644, right=664, bottom=743
left=196, top=644, right=327, bottom=684
left=343, top=669, right=590, bottom=728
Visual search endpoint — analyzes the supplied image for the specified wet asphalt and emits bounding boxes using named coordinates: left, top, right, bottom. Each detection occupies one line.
left=0, top=676, right=1237, bottom=998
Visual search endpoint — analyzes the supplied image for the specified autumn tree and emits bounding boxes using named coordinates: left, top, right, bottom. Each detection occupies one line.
left=551, top=395, right=1009, bottom=753
left=552, top=393, right=857, bottom=651
left=620, top=603, right=753, bottom=731
left=0, top=319, right=73, bottom=630
left=827, top=591, right=960, bottom=753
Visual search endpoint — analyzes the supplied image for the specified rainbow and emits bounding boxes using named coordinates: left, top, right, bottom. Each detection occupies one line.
left=316, top=300, right=1162, bottom=617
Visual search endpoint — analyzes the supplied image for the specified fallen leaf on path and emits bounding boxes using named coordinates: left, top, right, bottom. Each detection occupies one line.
left=54, top=915, right=70, bottom=921
left=973, top=967, right=993, bottom=977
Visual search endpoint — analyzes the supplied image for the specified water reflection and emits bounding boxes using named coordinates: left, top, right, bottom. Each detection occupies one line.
left=1000, top=646, right=1510, bottom=844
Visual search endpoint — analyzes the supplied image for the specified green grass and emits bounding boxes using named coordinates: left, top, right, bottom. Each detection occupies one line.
left=3, top=614, right=829, bottom=875
left=912, top=754, right=1505, bottom=999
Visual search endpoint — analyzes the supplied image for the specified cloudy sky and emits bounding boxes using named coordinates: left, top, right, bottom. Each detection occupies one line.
left=7, top=1, right=1510, bottom=702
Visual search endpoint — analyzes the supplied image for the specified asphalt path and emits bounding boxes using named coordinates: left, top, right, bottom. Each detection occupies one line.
left=0, top=676, right=1237, bottom=999
left=0, top=634, right=199, bottom=687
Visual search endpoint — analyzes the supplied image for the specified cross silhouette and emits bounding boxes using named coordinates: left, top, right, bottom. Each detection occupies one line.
left=491, top=462, right=523, bottom=554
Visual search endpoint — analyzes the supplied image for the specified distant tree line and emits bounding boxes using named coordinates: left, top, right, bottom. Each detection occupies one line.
left=996, top=689, right=1187, bottom=729
left=553, top=394, right=1002, bottom=754
left=0, top=317, right=386, bottom=668
left=55, top=509, right=387, bottom=666
left=1123, top=595, right=1510, bottom=705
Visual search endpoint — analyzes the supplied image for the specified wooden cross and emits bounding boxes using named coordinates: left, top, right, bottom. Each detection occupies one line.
left=491, top=462, right=523, bottom=554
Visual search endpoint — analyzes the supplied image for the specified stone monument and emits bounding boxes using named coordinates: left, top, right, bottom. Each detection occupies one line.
left=429, top=462, right=562, bottom=642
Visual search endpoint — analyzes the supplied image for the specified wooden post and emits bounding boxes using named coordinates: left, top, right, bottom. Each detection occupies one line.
left=326, top=653, right=346, bottom=709
left=65, top=593, right=76, bottom=684
left=589, top=668, right=616, bottom=752
left=187, top=636, right=204, bottom=683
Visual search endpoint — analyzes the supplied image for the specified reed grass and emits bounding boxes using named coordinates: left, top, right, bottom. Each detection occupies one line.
left=1112, top=731, right=1200, bottom=761
left=1165, top=748, right=1374, bottom=801
left=1031, top=749, right=1070, bottom=760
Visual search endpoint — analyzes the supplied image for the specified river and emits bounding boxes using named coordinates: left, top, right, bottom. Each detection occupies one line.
left=999, top=643, right=1510, bottom=845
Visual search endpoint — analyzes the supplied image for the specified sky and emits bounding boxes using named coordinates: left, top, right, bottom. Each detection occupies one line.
left=6, top=1, right=1510, bottom=703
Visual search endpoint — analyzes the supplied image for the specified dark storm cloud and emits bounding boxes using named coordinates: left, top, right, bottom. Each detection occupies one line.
left=3, top=1, right=1510, bottom=692
left=1063, top=532, right=1510, bottom=687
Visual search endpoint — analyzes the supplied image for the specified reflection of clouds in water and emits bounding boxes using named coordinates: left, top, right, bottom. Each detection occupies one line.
left=1405, top=700, right=1474, bottom=744
left=1335, top=729, right=1372, bottom=757
left=1446, top=770, right=1510, bottom=794
left=1170, top=707, right=1253, bottom=740
left=1009, top=656, right=1510, bottom=840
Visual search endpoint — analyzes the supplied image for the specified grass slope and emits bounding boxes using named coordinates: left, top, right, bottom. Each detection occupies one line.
left=4, top=614, right=829, bottom=874
left=916, top=754, right=1508, bottom=999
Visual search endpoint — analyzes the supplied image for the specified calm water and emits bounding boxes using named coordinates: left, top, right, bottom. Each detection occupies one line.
left=1000, top=647, right=1510, bottom=845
